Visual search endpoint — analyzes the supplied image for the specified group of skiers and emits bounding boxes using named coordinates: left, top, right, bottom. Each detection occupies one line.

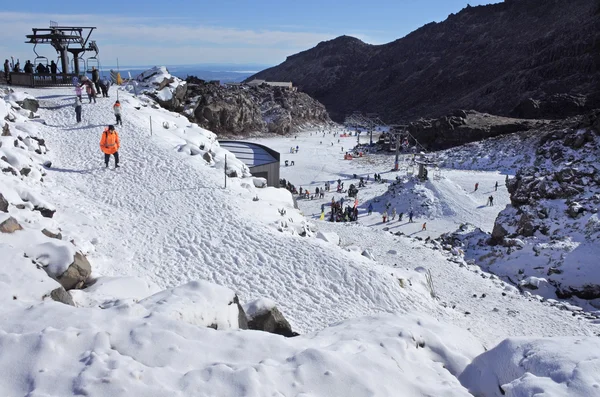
left=328, top=197, right=359, bottom=222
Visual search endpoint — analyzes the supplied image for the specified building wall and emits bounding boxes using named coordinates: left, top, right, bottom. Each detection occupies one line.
left=250, top=162, right=280, bottom=188
left=219, top=140, right=280, bottom=188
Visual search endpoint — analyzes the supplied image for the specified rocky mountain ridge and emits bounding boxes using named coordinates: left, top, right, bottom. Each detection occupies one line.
left=249, top=0, right=600, bottom=124
left=439, top=110, right=600, bottom=304
left=133, top=68, right=331, bottom=135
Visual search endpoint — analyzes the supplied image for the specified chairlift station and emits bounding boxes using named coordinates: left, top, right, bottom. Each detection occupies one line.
left=6, top=22, right=101, bottom=87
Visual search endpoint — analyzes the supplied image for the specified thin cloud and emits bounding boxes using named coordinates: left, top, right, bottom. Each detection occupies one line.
left=0, top=12, right=338, bottom=65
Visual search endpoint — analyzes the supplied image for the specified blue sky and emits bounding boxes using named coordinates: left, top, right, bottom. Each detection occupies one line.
left=1, top=1, right=501, bottom=68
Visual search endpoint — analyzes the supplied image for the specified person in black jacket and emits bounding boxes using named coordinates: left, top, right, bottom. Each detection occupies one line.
left=24, top=60, right=33, bottom=74
left=3, top=59, right=9, bottom=81
left=91, top=66, right=101, bottom=95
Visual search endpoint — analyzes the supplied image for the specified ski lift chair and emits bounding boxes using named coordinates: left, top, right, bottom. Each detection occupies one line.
left=33, top=44, right=50, bottom=80
left=86, top=40, right=101, bottom=73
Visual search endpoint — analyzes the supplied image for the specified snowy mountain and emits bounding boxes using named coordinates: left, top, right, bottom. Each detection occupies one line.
left=1, top=73, right=600, bottom=396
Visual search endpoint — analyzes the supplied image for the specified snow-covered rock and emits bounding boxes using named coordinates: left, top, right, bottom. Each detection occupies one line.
left=460, top=337, right=600, bottom=397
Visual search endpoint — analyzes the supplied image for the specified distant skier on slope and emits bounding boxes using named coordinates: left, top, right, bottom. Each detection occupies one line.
left=368, top=203, right=373, bottom=215
left=100, top=125, right=120, bottom=168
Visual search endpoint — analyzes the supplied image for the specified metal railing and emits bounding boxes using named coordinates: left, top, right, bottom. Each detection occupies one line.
left=8, top=72, right=78, bottom=87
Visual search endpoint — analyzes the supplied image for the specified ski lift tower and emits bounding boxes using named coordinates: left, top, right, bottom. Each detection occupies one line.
left=25, top=21, right=98, bottom=76
left=414, top=153, right=438, bottom=181
left=389, top=124, right=408, bottom=171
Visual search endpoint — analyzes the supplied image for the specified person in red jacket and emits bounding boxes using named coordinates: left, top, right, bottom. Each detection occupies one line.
left=100, top=125, right=120, bottom=168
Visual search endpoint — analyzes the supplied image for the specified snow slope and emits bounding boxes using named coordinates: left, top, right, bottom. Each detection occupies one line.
left=1, top=77, right=600, bottom=396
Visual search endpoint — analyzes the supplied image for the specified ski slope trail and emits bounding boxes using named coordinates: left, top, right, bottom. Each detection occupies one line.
left=29, top=88, right=418, bottom=333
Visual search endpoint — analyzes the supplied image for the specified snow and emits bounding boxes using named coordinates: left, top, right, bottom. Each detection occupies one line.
left=460, top=337, right=600, bottom=397
left=0, top=75, right=599, bottom=396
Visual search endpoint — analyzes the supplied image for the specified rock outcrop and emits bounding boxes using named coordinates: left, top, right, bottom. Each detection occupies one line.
left=184, top=77, right=331, bottom=135
left=407, top=110, right=545, bottom=150
left=249, top=0, right=600, bottom=123
left=487, top=115, right=600, bottom=299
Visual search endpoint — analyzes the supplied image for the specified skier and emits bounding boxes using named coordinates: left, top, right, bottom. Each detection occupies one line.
left=488, top=195, right=494, bottom=206
left=391, top=208, right=397, bottom=220
left=100, top=125, right=120, bottom=168
left=296, top=145, right=299, bottom=152
left=368, top=203, right=373, bottom=215
left=422, top=222, right=427, bottom=231
left=494, top=181, right=498, bottom=191
left=398, top=212, right=404, bottom=222
left=382, top=211, right=388, bottom=223
left=474, top=182, right=479, bottom=191
left=409, top=211, right=414, bottom=223
left=74, top=96, right=82, bottom=123
left=113, top=100, right=123, bottom=126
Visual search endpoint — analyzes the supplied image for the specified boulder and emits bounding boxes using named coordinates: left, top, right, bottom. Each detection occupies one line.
left=246, top=303, right=298, bottom=337
left=34, top=206, right=55, bottom=218
left=0, top=216, right=23, bottom=233
left=490, top=222, right=508, bottom=243
left=202, top=151, right=213, bottom=164
left=0, top=193, right=8, bottom=212
left=57, top=252, right=92, bottom=290
left=20, top=98, right=39, bottom=113
left=567, top=202, right=584, bottom=219
left=49, top=287, right=75, bottom=306
left=42, top=228, right=62, bottom=240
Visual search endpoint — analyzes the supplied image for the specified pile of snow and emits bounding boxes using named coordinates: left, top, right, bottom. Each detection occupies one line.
left=460, top=337, right=600, bottom=397
left=0, top=307, right=483, bottom=397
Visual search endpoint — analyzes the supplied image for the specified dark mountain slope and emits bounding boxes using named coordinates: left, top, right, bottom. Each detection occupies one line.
left=250, top=0, right=600, bottom=122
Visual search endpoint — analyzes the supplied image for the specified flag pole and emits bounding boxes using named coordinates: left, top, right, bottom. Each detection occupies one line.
left=116, top=58, right=120, bottom=101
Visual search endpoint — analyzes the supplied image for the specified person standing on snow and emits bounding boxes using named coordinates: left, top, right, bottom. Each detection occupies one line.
left=100, top=76, right=111, bottom=97
left=409, top=210, right=414, bottom=223
left=91, top=66, right=101, bottom=95
left=113, top=100, right=123, bottom=126
left=368, top=203, right=373, bottom=215
left=3, top=59, right=9, bottom=81
left=75, top=83, right=83, bottom=101
left=74, top=96, right=82, bottom=123
left=488, top=195, right=494, bottom=206
left=495, top=181, right=498, bottom=191
left=474, top=182, right=479, bottom=191
left=100, top=125, right=120, bottom=168
left=391, top=208, right=397, bottom=220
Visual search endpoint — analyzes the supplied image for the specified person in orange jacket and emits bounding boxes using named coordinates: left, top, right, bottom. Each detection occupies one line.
left=100, top=125, right=120, bottom=168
